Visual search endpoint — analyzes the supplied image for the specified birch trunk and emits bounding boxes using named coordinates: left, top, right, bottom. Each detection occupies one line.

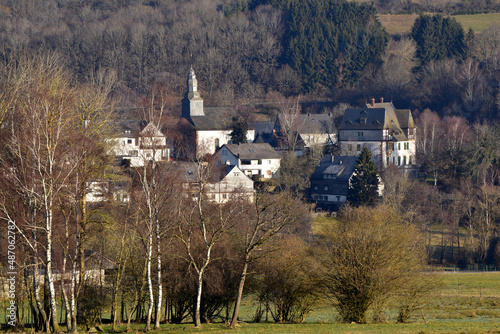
left=230, top=260, right=249, bottom=328
left=154, top=212, right=162, bottom=329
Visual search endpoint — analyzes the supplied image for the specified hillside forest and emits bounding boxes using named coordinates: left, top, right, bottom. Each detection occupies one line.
left=0, top=0, right=499, bottom=332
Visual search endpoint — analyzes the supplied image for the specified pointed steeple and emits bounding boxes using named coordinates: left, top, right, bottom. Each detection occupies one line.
left=185, top=66, right=204, bottom=117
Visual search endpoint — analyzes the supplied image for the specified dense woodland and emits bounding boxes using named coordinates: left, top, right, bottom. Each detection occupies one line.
left=0, top=0, right=499, bottom=332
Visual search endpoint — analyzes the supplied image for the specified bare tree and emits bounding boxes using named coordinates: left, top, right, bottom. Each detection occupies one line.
left=176, top=160, right=242, bottom=328
left=0, top=53, right=79, bottom=333
left=229, top=192, right=309, bottom=328
left=314, top=205, right=428, bottom=323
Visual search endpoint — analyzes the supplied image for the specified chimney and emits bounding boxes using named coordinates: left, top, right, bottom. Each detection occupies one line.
left=380, top=97, right=384, bottom=103
left=331, top=155, right=334, bottom=163
left=371, top=98, right=375, bottom=107
left=340, top=160, right=343, bottom=165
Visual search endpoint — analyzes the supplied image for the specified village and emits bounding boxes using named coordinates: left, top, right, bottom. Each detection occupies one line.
left=100, top=67, right=416, bottom=211
left=0, top=0, right=499, bottom=333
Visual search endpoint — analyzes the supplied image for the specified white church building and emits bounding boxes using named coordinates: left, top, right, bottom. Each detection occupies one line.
left=180, top=67, right=255, bottom=156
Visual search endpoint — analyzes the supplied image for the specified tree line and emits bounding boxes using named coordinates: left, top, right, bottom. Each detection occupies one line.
left=0, top=0, right=497, bottom=122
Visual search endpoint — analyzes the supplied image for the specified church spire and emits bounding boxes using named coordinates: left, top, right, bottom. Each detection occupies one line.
left=184, top=66, right=204, bottom=117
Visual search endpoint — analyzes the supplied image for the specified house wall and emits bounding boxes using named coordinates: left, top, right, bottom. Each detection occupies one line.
left=301, top=132, right=337, bottom=147
left=197, top=130, right=256, bottom=156
left=215, top=145, right=280, bottom=179
left=109, top=137, right=170, bottom=167
left=340, top=139, right=416, bottom=169
left=206, top=170, right=255, bottom=202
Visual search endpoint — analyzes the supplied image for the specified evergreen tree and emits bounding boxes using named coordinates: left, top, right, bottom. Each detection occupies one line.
left=230, top=119, right=248, bottom=144
left=348, top=146, right=379, bottom=206
left=411, top=14, right=468, bottom=67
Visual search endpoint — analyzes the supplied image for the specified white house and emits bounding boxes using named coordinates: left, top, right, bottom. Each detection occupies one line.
left=338, top=99, right=416, bottom=170
left=110, top=122, right=170, bottom=167
left=173, top=162, right=255, bottom=203
left=180, top=67, right=255, bottom=156
left=214, top=143, right=281, bottom=180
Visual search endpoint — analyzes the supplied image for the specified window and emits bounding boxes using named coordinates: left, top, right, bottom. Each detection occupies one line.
left=358, top=131, right=364, bottom=137
left=222, top=194, right=227, bottom=199
left=324, top=186, right=328, bottom=191
left=314, top=186, right=318, bottom=190
left=233, top=172, right=239, bottom=176
left=409, top=155, right=412, bottom=165
left=386, top=157, right=389, bottom=165
left=127, top=139, right=132, bottom=144
left=348, top=143, right=352, bottom=151
left=398, top=156, right=401, bottom=166
left=403, top=156, right=406, bottom=165
left=398, top=142, right=401, bottom=150
left=241, top=160, right=251, bottom=165
left=258, top=159, right=262, bottom=165
left=356, top=144, right=361, bottom=151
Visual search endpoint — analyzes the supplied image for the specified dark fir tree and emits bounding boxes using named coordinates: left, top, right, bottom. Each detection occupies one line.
left=283, top=0, right=388, bottom=91
left=347, top=146, right=379, bottom=206
left=411, top=14, right=468, bottom=67
left=230, top=118, right=248, bottom=144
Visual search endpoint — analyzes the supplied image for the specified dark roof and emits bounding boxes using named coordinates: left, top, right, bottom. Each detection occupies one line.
left=189, top=107, right=232, bottom=130
left=310, top=155, right=357, bottom=196
left=300, top=113, right=335, bottom=134
left=168, top=161, right=251, bottom=184
left=250, top=121, right=275, bottom=134
left=339, top=102, right=414, bottom=141
left=339, top=108, right=389, bottom=130
left=223, top=143, right=281, bottom=160
left=276, top=113, right=336, bottom=134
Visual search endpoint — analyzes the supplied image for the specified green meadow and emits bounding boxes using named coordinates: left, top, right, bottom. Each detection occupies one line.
left=91, top=272, right=500, bottom=334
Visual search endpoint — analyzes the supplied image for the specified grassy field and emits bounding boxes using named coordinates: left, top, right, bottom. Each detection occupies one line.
left=83, top=272, right=500, bottom=334
left=379, top=13, right=500, bottom=35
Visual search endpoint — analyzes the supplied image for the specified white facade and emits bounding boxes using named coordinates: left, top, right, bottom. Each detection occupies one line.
left=196, top=129, right=255, bottom=156
left=215, top=144, right=281, bottom=179
left=205, top=166, right=255, bottom=202
left=341, top=140, right=416, bottom=169
left=110, top=123, right=170, bottom=167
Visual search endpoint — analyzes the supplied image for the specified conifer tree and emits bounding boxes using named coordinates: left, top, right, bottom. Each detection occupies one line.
left=348, top=146, right=379, bottom=206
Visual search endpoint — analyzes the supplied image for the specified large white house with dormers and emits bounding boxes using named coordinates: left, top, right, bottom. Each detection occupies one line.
left=179, top=67, right=255, bottom=157
left=338, top=99, right=416, bottom=170
left=110, top=122, right=170, bottom=167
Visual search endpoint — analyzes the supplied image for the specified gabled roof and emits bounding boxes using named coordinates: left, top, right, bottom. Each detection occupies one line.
left=339, top=102, right=413, bottom=141
left=168, top=162, right=253, bottom=185
left=311, top=155, right=357, bottom=181
left=221, top=165, right=253, bottom=183
left=222, top=143, right=281, bottom=160
left=139, top=122, right=164, bottom=137
left=276, top=113, right=336, bottom=134
left=310, top=155, right=358, bottom=196
left=299, top=113, right=336, bottom=134
left=189, top=107, right=232, bottom=131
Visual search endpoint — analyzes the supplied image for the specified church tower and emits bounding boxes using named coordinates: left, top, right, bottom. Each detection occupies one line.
left=183, top=66, right=204, bottom=119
